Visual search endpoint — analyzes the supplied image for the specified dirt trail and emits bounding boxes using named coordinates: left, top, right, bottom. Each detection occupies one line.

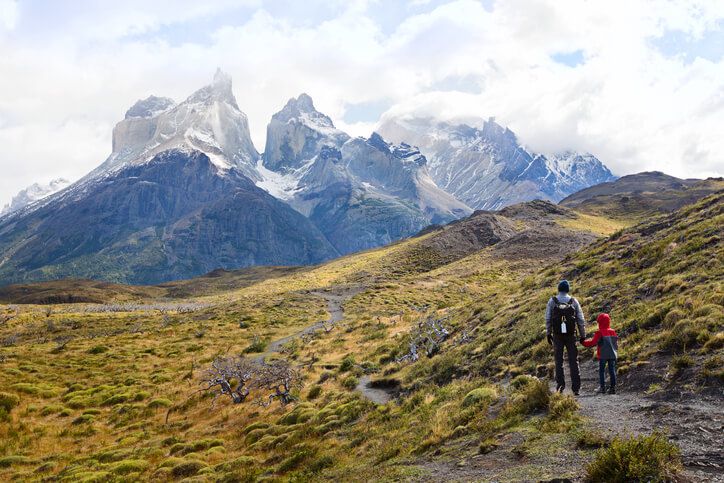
left=355, top=375, right=395, bottom=404
left=256, top=286, right=398, bottom=404
left=411, top=359, right=722, bottom=482
left=254, top=288, right=357, bottom=364
left=572, top=359, right=724, bottom=482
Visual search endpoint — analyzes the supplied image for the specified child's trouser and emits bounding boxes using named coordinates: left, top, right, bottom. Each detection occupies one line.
left=599, top=359, right=616, bottom=389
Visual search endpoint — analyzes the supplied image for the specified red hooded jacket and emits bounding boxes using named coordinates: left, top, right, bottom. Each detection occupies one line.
left=582, top=313, right=618, bottom=360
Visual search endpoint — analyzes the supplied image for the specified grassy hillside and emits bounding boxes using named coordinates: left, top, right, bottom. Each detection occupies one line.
left=0, top=193, right=721, bottom=481
left=560, top=172, right=724, bottom=224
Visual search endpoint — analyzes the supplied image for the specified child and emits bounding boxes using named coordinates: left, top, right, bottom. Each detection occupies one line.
left=582, top=313, right=618, bottom=394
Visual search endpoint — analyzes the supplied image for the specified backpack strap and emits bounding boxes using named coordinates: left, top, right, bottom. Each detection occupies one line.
left=552, top=296, right=559, bottom=304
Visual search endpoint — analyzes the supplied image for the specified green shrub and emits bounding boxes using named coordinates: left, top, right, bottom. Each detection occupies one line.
left=0, top=455, right=32, bottom=468
left=40, top=404, right=65, bottom=416
left=547, top=392, right=579, bottom=420
left=242, top=422, right=269, bottom=434
left=110, top=459, right=148, bottom=475
left=341, top=375, right=359, bottom=390
left=510, top=374, right=536, bottom=389
left=88, top=345, right=109, bottom=354
left=703, top=333, right=724, bottom=352
left=692, top=304, right=722, bottom=318
left=307, top=455, right=335, bottom=473
left=244, top=428, right=268, bottom=445
left=307, top=385, right=322, bottom=399
left=670, top=354, right=693, bottom=373
left=170, top=439, right=223, bottom=455
left=101, top=393, right=130, bottom=406
left=243, top=337, right=267, bottom=353
left=662, top=309, right=686, bottom=327
left=586, top=432, right=681, bottom=482
left=10, top=383, right=59, bottom=398
left=507, top=377, right=550, bottom=415
left=339, top=355, right=355, bottom=372
left=171, top=460, right=207, bottom=478
left=72, top=414, right=94, bottom=425
left=95, top=449, right=133, bottom=463
left=661, top=320, right=699, bottom=352
left=147, top=398, right=172, bottom=409
left=277, top=449, right=312, bottom=472
left=0, top=392, right=20, bottom=412
left=461, top=386, right=497, bottom=408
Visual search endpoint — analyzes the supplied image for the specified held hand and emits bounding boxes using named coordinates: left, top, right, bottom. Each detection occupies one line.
left=579, top=337, right=585, bottom=345
left=546, top=332, right=553, bottom=345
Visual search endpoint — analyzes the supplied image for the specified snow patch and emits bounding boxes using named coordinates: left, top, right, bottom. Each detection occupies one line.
left=255, top=158, right=302, bottom=200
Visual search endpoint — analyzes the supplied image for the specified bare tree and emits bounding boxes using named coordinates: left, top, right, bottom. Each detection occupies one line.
left=396, top=316, right=450, bottom=364
left=202, top=356, right=256, bottom=406
left=255, top=360, right=303, bottom=407
left=201, top=357, right=303, bottom=408
left=1, top=334, right=19, bottom=347
left=51, top=336, right=73, bottom=353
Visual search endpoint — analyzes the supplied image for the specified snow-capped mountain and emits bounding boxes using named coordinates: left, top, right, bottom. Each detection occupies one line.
left=259, top=95, right=471, bottom=254
left=0, top=75, right=337, bottom=285
left=0, top=72, right=618, bottom=286
left=94, top=68, right=259, bottom=181
left=0, top=178, right=70, bottom=217
left=377, top=116, right=616, bottom=210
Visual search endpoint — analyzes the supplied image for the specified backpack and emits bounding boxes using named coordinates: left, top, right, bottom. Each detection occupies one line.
left=551, top=297, right=577, bottom=335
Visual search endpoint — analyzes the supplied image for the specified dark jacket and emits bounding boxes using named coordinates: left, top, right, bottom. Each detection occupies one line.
left=583, top=313, right=618, bottom=360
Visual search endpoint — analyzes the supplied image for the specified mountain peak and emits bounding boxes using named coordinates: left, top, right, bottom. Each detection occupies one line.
left=186, top=69, right=238, bottom=109
left=125, top=95, right=176, bottom=119
left=275, top=93, right=324, bottom=122
left=291, top=93, right=315, bottom=111
left=1, top=177, right=71, bottom=217
left=213, top=68, right=232, bottom=86
left=367, top=132, right=389, bottom=151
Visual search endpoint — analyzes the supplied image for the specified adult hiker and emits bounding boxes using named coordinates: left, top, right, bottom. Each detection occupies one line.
left=545, top=280, right=586, bottom=395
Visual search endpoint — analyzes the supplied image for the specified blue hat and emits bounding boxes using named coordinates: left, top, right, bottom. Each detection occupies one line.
left=558, top=280, right=570, bottom=293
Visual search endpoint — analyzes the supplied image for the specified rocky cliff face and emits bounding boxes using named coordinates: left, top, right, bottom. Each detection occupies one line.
left=262, top=94, right=349, bottom=172
left=98, top=69, right=260, bottom=181
left=258, top=95, right=471, bottom=254
left=377, top=116, right=616, bottom=210
left=0, top=150, right=337, bottom=285
left=0, top=74, right=620, bottom=286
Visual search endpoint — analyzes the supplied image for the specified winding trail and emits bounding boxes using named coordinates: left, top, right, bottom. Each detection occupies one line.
left=253, top=286, right=395, bottom=404
left=253, top=289, right=350, bottom=364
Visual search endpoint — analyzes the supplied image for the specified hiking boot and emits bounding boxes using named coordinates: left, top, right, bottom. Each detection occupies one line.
left=556, top=386, right=565, bottom=393
left=595, top=387, right=607, bottom=395
left=573, top=390, right=580, bottom=396
left=608, top=386, right=616, bottom=395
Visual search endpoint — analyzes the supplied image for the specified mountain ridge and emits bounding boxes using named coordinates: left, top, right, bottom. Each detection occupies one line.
left=377, top=115, right=616, bottom=209
left=0, top=72, right=621, bottom=285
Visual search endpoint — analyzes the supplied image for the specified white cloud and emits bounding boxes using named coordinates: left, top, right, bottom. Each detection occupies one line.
left=0, top=0, right=17, bottom=31
left=0, top=0, right=722, bottom=205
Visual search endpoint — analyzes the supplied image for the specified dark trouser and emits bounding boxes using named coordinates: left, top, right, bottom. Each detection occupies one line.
left=599, top=359, right=616, bottom=389
left=553, top=334, right=580, bottom=392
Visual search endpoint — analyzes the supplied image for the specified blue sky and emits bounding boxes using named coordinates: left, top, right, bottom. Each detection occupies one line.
left=0, top=0, right=723, bottom=205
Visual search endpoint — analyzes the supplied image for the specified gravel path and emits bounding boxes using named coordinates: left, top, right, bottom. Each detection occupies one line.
left=573, top=359, right=724, bottom=482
